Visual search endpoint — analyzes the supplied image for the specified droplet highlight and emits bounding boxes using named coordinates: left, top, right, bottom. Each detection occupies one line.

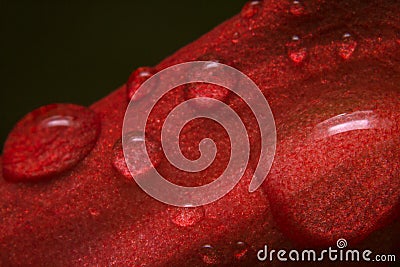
left=168, top=206, right=205, bottom=227
left=2, top=104, right=101, bottom=182
left=338, top=33, right=357, bottom=59
left=126, top=66, right=157, bottom=101
left=112, top=132, right=162, bottom=180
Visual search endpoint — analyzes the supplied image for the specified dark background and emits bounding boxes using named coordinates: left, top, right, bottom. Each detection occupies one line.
left=0, top=0, right=246, bottom=148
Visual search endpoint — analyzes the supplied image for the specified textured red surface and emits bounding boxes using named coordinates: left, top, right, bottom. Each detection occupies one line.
left=1, top=0, right=400, bottom=266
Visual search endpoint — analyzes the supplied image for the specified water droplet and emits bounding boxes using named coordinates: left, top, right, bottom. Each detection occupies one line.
left=186, top=54, right=234, bottom=109
left=241, top=0, right=262, bottom=19
left=2, top=104, right=100, bottom=182
left=338, top=33, right=357, bottom=59
left=231, top=32, right=240, bottom=44
left=169, top=206, right=205, bottom=227
left=89, top=208, right=100, bottom=216
left=233, top=241, right=250, bottom=260
left=287, top=35, right=307, bottom=63
left=126, top=66, right=157, bottom=101
left=111, top=132, right=162, bottom=180
left=199, top=245, right=223, bottom=265
left=289, top=1, right=305, bottom=16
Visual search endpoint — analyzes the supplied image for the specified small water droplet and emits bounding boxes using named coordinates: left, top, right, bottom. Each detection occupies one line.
left=233, top=241, right=250, bottom=260
left=186, top=55, right=234, bottom=109
left=2, top=104, right=100, bottom=182
left=231, top=32, right=240, bottom=44
left=89, top=208, right=100, bottom=216
left=287, top=35, right=307, bottom=63
left=289, top=0, right=305, bottom=16
left=241, top=0, right=262, bottom=19
left=338, top=33, right=357, bottom=59
left=169, top=206, right=205, bottom=227
left=126, top=66, right=157, bottom=101
left=111, top=132, right=162, bottom=180
left=199, top=244, right=223, bottom=265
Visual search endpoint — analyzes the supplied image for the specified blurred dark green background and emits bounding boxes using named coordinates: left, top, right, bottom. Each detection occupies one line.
left=0, top=0, right=246, bottom=148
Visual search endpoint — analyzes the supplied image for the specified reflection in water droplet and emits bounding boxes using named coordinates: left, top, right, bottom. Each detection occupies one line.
left=241, top=0, right=262, bottom=19
left=289, top=0, right=305, bottom=16
left=233, top=241, right=250, bottom=260
left=287, top=35, right=307, bottom=63
left=169, top=206, right=205, bottom=227
left=309, top=110, right=390, bottom=141
left=126, top=66, right=157, bottom=101
left=2, top=104, right=100, bottom=182
left=231, top=32, right=240, bottom=44
left=112, top=132, right=162, bottom=180
left=199, top=244, right=223, bottom=265
left=338, top=33, right=357, bottom=59
left=40, top=115, right=74, bottom=128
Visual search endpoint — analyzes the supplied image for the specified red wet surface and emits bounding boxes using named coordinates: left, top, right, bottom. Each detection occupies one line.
left=1, top=0, right=399, bottom=266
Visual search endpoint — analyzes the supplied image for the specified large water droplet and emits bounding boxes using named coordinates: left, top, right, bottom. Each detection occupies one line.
left=126, top=66, right=157, bottom=101
left=289, top=1, right=305, bottom=16
left=287, top=35, right=307, bottom=63
left=2, top=104, right=100, bottom=182
left=199, top=244, right=223, bottom=265
left=241, top=0, right=262, bottom=19
left=338, top=33, right=357, bottom=59
left=168, top=206, right=205, bottom=227
left=111, top=132, right=162, bottom=180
